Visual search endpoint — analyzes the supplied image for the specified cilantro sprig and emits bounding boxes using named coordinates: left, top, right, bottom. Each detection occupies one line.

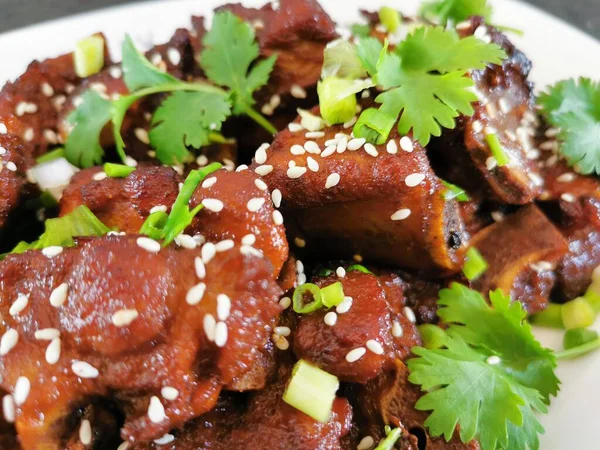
left=66, top=12, right=276, bottom=168
left=538, top=77, right=600, bottom=175
left=420, top=0, right=492, bottom=25
left=407, top=284, right=559, bottom=450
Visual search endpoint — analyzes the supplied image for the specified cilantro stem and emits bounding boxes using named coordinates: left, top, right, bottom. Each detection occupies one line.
left=555, top=338, right=600, bottom=360
left=245, top=106, right=278, bottom=136
left=132, top=81, right=226, bottom=98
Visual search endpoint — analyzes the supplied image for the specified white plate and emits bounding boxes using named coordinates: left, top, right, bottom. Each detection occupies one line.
left=1, top=1, right=599, bottom=448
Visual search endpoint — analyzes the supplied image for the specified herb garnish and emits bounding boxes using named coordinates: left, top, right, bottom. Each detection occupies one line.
left=66, top=11, right=276, bottom=168
left=407, top=283, right=559, bottom=450
left=420, top=0, right=492, bottom=25
left=537, top=77, right=600, bottom=175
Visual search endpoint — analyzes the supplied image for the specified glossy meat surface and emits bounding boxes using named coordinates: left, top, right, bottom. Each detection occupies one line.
left=254, top=110, right=468, bottom=273
left=0, top=236, right=282, bottom=448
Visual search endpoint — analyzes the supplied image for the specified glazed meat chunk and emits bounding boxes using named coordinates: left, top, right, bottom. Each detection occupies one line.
left=252, top=110, right=468, bottom=273
left=59, top=166, right=289, bottom=277
left=293, top=271, right=421, bottom=383
left=0, top=236, right=282, bottom=448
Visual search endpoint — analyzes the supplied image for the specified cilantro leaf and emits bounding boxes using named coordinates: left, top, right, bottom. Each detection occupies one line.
left=407, top=284, right=558, bottom=450
left=200, top=11, right=277, bottom=115
left=355, top=37, right=384, bottom=77
left=121, top=34, right=178, bottom=91
left=149, top=91, right=231, bottom=165
left=538, top=77, right=600, bottom=175
left=420, top=0, right=492, bottom=25
left=65, top=90, right=113, bottom=168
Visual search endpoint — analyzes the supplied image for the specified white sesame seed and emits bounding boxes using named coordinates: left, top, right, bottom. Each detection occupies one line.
left=303, top=156, right=318, bottom=173
left=0, top=123, right=6, bottom=134
left=347, top=138, right=366, bottom=151
left=247, top=197, right=266, bottom=212
left=254, top=179, right=268, bottom=191
left=498, top=98, right=511, bottom=114
left=324, top=311, right=338, bottom=326
left=10, top=293, right=29, bottom=316
left=273, top=210, right=284, bottom=225
left=336, top=296, right=353, bottom=314
left=217, top=294, right=231, bottom=321
left=273, top=333, right=290, bottom=350
left=526, top=149, right=540, bottom=160
left=203, top=314, right=216, bottom=341
left=296, top=259, right=304, bottom=274
left=305, top=131, right=325, bottom=139
left=456, top=20, right=472, bottom=30
left=6, top=161, right=17, bottom=172
left=112, top=309, right=139, bottom=327
left=392, top=321, right=404, bottom=338
left=161, top=386, right=179, bottom=401
left=399, top=136, right=413, bottom=152
left=191, top=258, right=205, bottom=281
left=41, top=82, right=54, bottom=97
left=2, top=395, right=15, bottom=423
left=290, top=144, right=306, bottom=156
left=288, top=123, right=304, bottom=132
left=491, top=211, right=504, bottom=222
left=241, top=234, right=256, bottom=246
left=364, top=143, right=378, bottom=157
left=528, top=172, right=544, bottom=187
left=15, top=102, right=27, bottom=116
left=166, top=47, right=181, bottom=66
left=290, top=84, right=307, bottom=99
left=202, top=177, right=217, bottom=189
left=530, top=261, right=554, bottom=271
left=287, top=166, right=307, bottom=179
left=403, top=306, right=417, bottom=323
left=274, top=326, right=291, bottom=337
left=486, top=355, right=501, bottom=365
left=50, top=282, right=69, bottom=307
left=321, top=145, right=336, bottom=157
left=540, top=140, right=556, bottom=151
left=271, top=190, right=283, bottom=209
left=254, top=143, right=269, bottom=165
left=35, top=328, right=60, bottom=340
left=0, top=146, right=5, bottom=155
left=13, top=377, right=30, bottom=405
left=336, top=267, right=346, bottom=278
left=545, top=128, right=560, bottom=138
left=174, top=234, right=197, bottom=249
left=44, top=129, right=58, bottom=144
left=193, top=234, right=206, bottom=246
left=148, top=396, right=166, bottom=423
left=79, top=419, right=92, bottom=445
left=72, top=361, right=99, bottom=379
left=561, top=193, right=576, bottom=203
left=343, top=116, right=357, bottom=129
left=255, top=165, right=274, bottom=176
left=294, top=237, right=306, bottom=248
left=202, top=198, right=224, bottom=213
left=325, top=173, right=340, bottom=189
left=0, top=329, right=18, bottom=355
left=557, top=173, right=576, bottom=183
left=154, top=434, right=175, bottom=445
left=297, top=273, right=307, bottom=285
left=386, top=140, right=398, bottom=154
left=186, top=282, right=206, bottom=305
left=136, top=237, right=161, bottom=253
left=196, top=155, right=208, bottom=166
left=240, top=245, right=263, bottom=257
left=304, top=141, right=321, bottom=154
left=134, top=128, right=150, bottom=144
left=279, top=297, right=292, bottom=309
left=471, top=120, right=484, bottom=134
left=109, top=66, right=122, bottom=78
left=117, top=442, right=130, bottom=450
left=405, top=173, right=425, bottom=187
left=486, top=157, right=498, bottom=170
left=336, top=137, right=348, bottom=154
left=346, top=347, right=366, bottom=363
left=23, top=128, right=34, bottom=142
left=366, top=339, right=384, bottom=355
left=45, top=337, right=61, bottom=365
left=269, top=94, right=281, bottom=109
left=214, top=321, right=228, bottom=347
left=41, top=245, right=63, bottom=258
left=391, top=208, right=411, bottom=221
left=546, top=155, right=558, bottom=167
left=124, top=156, right=138, bottom=167
left=357, top=435, right=375, bottom=450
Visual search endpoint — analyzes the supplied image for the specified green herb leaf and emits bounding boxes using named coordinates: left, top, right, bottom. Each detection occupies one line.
left=149, top=91, right=231, bottom=165
left=350, top=24, right=372, bottom=38
left=322, top=39, right=368, bottom=79
left=200, top=11, right=277, bottom=115
left=420, top=0, right=492, bottom=25
left=374, top=427, right=402, bottom=450
left=537, top=78, right=600, bottom=175
left=442, top=180, right=470, bottom=201
left=121, top=34, right=178, bottom=91
left=65, top=90, right=113, bottom=168
left=355, top=37, right=384, bottom=77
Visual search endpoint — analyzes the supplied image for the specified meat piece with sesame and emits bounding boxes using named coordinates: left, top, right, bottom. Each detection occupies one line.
left=0, top=235, right=282, bottom=448
left=252, top=108, right=469, bottom=273
left=293, top=271, right=421, bottom=384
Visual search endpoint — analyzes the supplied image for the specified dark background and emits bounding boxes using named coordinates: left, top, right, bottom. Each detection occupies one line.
left=0, top=0, right=598, bottom=39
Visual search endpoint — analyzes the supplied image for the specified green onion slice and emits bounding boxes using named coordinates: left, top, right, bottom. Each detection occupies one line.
left=74, top=35, right=105, bottom=78
left=104, top=162, right=136, bottom=178
left=442, top=180, right=470, bottom=202
left=347, top=264, right=373, bottom=274
left=321, top=282, right=345, bottom=308
left=374, top=427, right=402, bottom=450
left=293, top=283, right=323, bottom=314
left=529, top=304, right=564, bottom=329
left=36, top=148, right=65, bottom=164
left=563, top=328, right=599, bottom=350
left=378, top=7, right=402, bottom=33
left=318, top=269, right=334, bottom=276
left=318, top=78, right=358, bottom=125
left=350, top=24, right=371, bottom=38
left=282, top=360, right=339, bottom=423
left=139, top=211, right=168, bottom=240
left=561, top=297, right=596, bottom=330
left=462, top=247, right=488, bottom=281
left=485, top=133, right=509, bottom=167
left=353, top=108, right=396, bottom=145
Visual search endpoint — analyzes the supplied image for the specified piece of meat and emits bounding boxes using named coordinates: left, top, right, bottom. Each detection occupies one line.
left=0, top=236, right=282, bottom=448
left=294, top=271, right=421, bottom=383
left=59, top=166, right=289, bottom=277
left=251, top=108, right=469, bottom=273
left=0, top=135, right=29, bottom=230
left=429, top=18, right=542, bottom=205
left=468, top=205, right=568, bottom=313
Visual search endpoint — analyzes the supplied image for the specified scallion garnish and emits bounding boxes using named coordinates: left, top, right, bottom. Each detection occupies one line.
left=36, top=148, right=65, bottom=164
left=374, top=426, right=402, bottom=450
left=442, top=180, right=470, bottom=202
left=74, top=35, right=105, bottom=78
left=561, top=297, right=595, bottom=330
left=485, top=133, right=509, bottom=166
left=320, top=282, right=345, bottom=308
left=563, top=328, right=599, bottom=350
left=292, top=283, right=323, bottom=314
left=346, top=264, right=373, bottom=274
left=353, top=108, right=397, bottom=145
left=317, top=77, right=359, bottom=124
left=378, top=7, right=402, bottom=33
left=139, top=211, right=168, bottom=240
left=350, top=24, right=371, bottom=38
left=462, top=247, right=488, bottom=281
left=103, top=162, right=136, bottom=178
left=318, top=268, right=334, bottom=276
left=529, top=304, right=564, bottom=329
left=282, top=360, right=339, bottom=423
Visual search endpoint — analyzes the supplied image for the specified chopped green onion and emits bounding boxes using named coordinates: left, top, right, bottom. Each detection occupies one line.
left=485, top=133, right=509, bottom=167
left=353, top=108, right=396, bottom=145
left=350, top=24, right=371, bottom=38
left=555, top=338, right=600, bottom=360
left=321, top=282, right=345, bottom=308
left=293, top=283, right=323, bottom=314
left=347, top=264, right=373, bottom=274
left=318, top=78, right=358, bottom=124
left=36, top=148, right=65, bottom=164
left=374, top=427, right=402, bottom=450
left=493, top=24, right=525, bottom=36
left=282, top=360, right=339, bottom=423
left=139, top=211, right=168, bottom=240
left=297, top=108, right=326, bottom=132
left=462, top=247, right=488, bottom=281
left=418, top=324, right=447, bottom=349
left=529, top=304, right=564, bottom=329
left=378, top=7, right=402, bottom=33
left=561, top=297, right=596, bottom=330
left=584, top=289, right=600, bottom=312
left=442, top=180, right=470, bottom=202
left=563, top=328, right=599, bottom=350
left=321, top=39, right=367, bottom=79
left=161, top=162, right=222, bottom=246
left=74, top=35, right=105, bottom=78
left=318, top=269, right=334, bottom=276
left=103, top=163, right=136, bottom=178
